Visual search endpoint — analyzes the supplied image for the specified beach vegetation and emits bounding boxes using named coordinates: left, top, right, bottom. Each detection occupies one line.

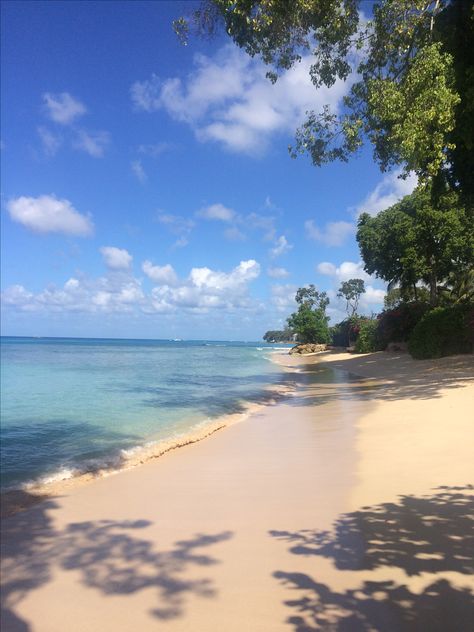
left=175, top=1, right=473, bottom=205
left=354, top=319, right=381, bottom=353
left=337, top=278, right=365, bottom=317
left=376, top=302, right=430, bottom=349
left=357, top=187, right=473, bottom=306
left=287, top=285, right=330, bottom=344
left=263, top=329, right=295, bottom=343
left=408, top=303, right=474, bottom=358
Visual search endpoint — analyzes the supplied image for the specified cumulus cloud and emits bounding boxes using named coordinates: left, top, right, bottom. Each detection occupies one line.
left=100, top=246, right=133, bottom=270
left=73, top=129, right=110, bottom=157
left=42, top=92, right=86, bottom=125
left=142, top=261, right=178, bottom=285
left=354, top=169, right=418, bottom=217
left=2, top=260, right=261, bottom=316
left=197, top=203, right=235, bottom=222
left=267, top=266, right=290, bottom=279
left=131, top=44, right=350, bottom=154
left=131, top=159, right=147, bottom=183
left=6, top=195, right=93, bottom=236
left=317, top=260, right=371, bottom=282
left=270, top=235, right=293, bottom=258
left=271, top=284, right=297, bottom=312
left=1, top=276, right=144, bottom=314
left=305, top=220, right=355, bottom=247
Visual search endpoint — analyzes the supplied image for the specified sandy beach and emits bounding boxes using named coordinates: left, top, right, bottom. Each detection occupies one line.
left=1, top=350, right=473, bottom=631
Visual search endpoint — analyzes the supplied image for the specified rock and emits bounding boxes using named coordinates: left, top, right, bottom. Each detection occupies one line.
left=289, top=343, right=327, bottom=355
left=386, top=341, right=408, bottom=353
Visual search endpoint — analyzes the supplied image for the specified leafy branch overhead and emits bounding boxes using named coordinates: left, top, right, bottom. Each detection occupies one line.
left=175, top=1, right=474, bottom=199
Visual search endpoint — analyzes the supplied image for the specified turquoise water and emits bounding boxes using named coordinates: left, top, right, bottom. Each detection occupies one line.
left=0, top=337, right=291, bottom=490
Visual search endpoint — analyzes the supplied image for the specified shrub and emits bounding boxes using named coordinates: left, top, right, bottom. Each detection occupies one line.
left=331, top=316, right=369, bottom=347
left=355, top=320, right=381, bottom=353
left=408, top=304, right=474, bottom=359
left=377, top=302, right=430, bottom=349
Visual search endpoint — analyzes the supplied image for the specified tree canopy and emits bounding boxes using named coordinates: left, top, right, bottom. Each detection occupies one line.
left=287, top=284, right=330, bottom=343
left=175, top=0, right=474, bottom=201
left=357, top=187, right=474, bottom=305
left=337, top=278, right=365, bottom=315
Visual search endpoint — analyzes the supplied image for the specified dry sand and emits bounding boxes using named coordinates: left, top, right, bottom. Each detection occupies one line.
left=1, top=351, right=473, bottom=631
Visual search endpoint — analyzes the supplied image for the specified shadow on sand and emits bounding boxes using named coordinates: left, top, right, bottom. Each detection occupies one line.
left=271, top=486, right=474, bottom=631
left=286, top=351, right=474, bottom=406
left=1, top=492, right=232, bottom=631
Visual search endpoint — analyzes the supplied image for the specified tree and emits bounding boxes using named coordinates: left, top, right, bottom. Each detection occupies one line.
left=337, top=278, right=365, bottom=316
left=175, top=1, right=472, bottom=195
left=263, top=329, right=294, bottom=342
left=286, top=284, right=330, bottom=343
left=357, top=187, right=473, bottom=306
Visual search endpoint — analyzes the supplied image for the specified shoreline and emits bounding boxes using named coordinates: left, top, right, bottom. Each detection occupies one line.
left=1, top=350, right=297, bottom=517
left=2, top=351, right=473, bottom=631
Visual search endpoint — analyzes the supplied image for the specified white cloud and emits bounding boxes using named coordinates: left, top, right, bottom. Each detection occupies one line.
left=305, top=220, right=355, bottom=247
left=142, top=261, right=178, bottom=285
left=267, top=266, right=289, bottom=279
left=131, top=44, right=350, bottom=155
left=1, top=276, right=144, bottom=314
left=37, top=126, right=62, bottom=156
left=270, top=235, right=293, bottom=258
left=43, top=92, right=86, bottom=125
left=354, top=169, right=418, bottom=216
left=2, top=259, right=262, bottom=317
left=73, top=129, right=110, bottom=157
left=197, top=203, right=236, bottom=222
left=100, top=246, right=133, bottom=270
left=271, top=284, right=297, bottom=312
left=131, top=159, right=147, bottom=183
left=6, top=195, right=93, bottom=236
left=317, top=260, right=371, bottom=282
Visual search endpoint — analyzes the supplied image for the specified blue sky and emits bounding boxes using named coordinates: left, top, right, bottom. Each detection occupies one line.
left=1, top=1, right=416, bottom=340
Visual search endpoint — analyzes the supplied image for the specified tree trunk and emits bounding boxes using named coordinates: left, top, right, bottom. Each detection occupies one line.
left=429, top=257, right=438, bottom=306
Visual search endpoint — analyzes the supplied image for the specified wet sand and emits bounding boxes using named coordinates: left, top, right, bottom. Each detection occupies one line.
left=1, top=351, right=473, bottom=631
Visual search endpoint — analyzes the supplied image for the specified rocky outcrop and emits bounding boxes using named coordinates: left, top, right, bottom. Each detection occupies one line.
left=289, top=343, right=327, bottom=355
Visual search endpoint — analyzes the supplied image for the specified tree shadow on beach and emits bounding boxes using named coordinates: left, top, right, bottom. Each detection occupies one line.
left=271, top=486, right=474, bottom=631
left=1, top=492, right=232, bottom=631
left=286, top=352, right=474, bottom=407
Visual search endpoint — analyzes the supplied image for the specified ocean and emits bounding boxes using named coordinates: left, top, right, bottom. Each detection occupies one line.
left=0, top=337, right=292, bottom=490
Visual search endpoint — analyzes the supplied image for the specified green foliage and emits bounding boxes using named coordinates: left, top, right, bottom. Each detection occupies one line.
left=408, top=304, right=474, bottom=359
left=357, top=187, right=474, bottom=305
left=354, top=320, right=381, bottom=353
left=383, top=287, right=430, bottom=309
left=177, top=0, right=470, bottom=188
left=337, top=278, right=365, bottom=316
left=377, top=302, right=430, bottom=349
left=263, top=329, right=294, bottom=343
left=287, top=285, right=330, bottom=344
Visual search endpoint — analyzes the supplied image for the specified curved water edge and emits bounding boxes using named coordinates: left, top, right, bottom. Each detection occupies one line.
left=1, top=338, right=295, bottom=508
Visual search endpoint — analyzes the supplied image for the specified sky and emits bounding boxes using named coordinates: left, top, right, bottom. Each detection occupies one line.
left=0, top=0, right=417, bottom=341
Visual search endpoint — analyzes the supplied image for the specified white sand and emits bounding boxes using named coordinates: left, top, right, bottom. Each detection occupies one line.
left=2, top=351, right=473, bottom=631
